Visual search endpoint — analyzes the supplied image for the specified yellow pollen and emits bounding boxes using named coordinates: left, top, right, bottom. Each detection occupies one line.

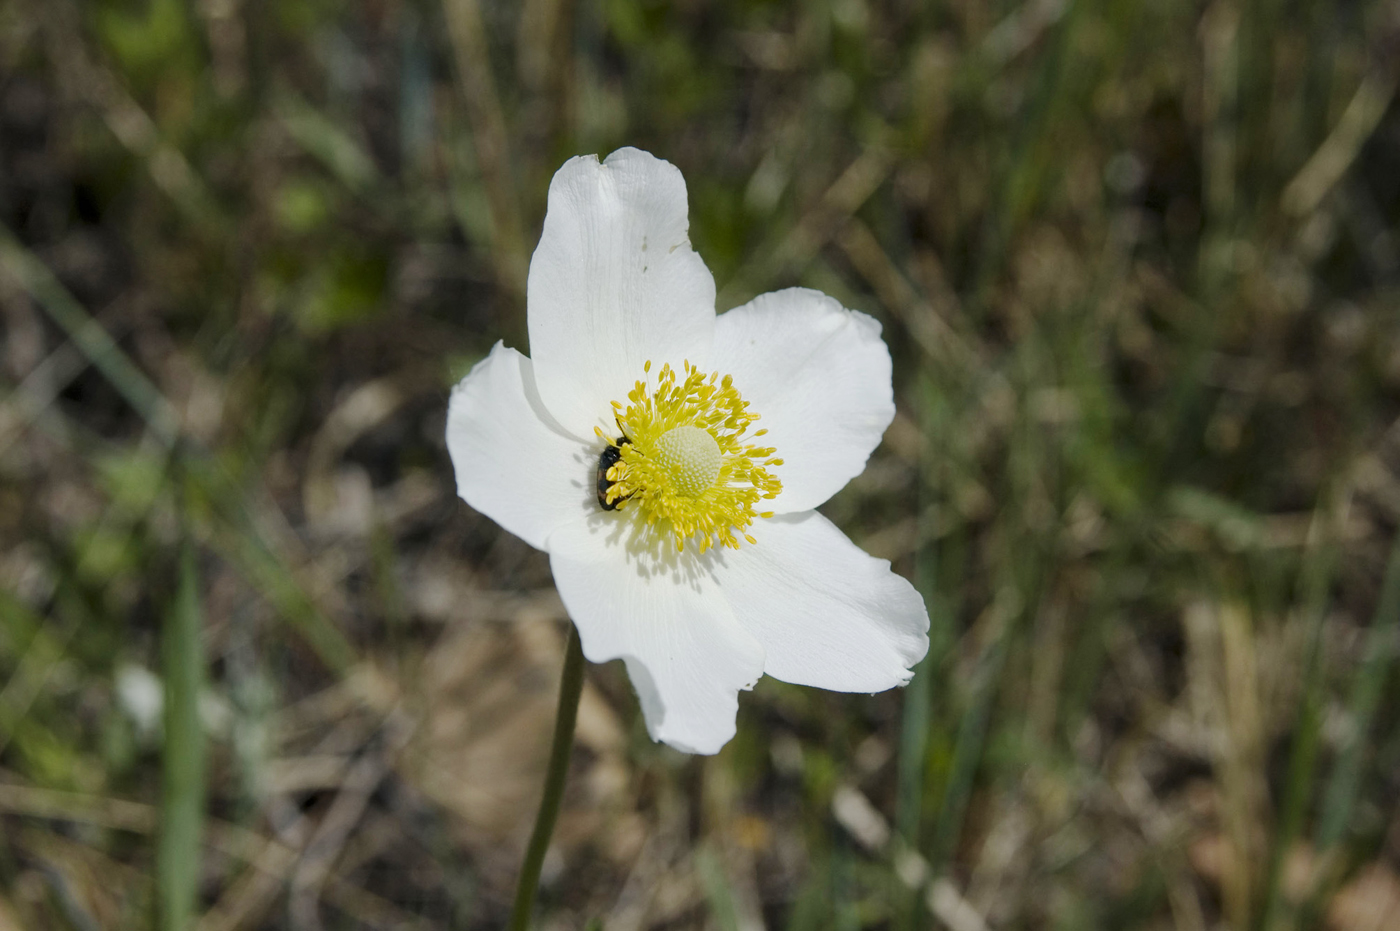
left=597, top=360, right=783, bottom=553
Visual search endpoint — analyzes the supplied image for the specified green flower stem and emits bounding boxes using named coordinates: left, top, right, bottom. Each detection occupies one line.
left=508, top=622, right=585, bottom=931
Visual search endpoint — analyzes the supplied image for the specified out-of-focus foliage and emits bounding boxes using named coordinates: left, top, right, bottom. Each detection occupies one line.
left=1, top=0, right=1399, bottom=927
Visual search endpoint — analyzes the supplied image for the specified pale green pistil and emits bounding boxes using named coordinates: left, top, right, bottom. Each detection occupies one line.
left=652, top=425, right=721, bottom=497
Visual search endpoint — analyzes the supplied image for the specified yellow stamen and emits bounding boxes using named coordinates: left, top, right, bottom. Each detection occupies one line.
left=600, top=361, right=782, bottom=552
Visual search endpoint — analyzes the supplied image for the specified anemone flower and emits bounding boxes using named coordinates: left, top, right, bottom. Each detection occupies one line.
left=447, top=147, right=929, bottom=755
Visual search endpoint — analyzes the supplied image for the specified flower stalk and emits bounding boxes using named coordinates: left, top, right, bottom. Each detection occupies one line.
left=508, top=623, right=585, bottom=931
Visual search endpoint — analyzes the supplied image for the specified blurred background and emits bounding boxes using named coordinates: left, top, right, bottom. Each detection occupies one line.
left=2, top=0, right=1399, bottom=928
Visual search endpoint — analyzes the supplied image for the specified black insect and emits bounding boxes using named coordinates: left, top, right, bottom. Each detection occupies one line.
left=597, top=437, right=633, bottom=510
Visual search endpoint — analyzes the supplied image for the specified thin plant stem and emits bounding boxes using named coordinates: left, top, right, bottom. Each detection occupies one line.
left=508, top=623, right=585, bottom=931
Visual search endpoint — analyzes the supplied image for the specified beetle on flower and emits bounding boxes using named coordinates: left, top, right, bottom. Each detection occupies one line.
left=447, top=148, right=930, bottom=754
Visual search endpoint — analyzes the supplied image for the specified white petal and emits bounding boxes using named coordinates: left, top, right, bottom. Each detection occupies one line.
left=549, top=516, right=765, bottom=754
left=446, top=342, right=595, bottom=551
left=713, top=511, right=929, bottom=691
left=527, top=148, right=716, bottom=438
left=712, top=288, right=894, bottom=513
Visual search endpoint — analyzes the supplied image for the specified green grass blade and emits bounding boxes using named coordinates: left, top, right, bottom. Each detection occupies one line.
left=1315, top=527, right=1400, bottom=849
left=0, top=223, right=180, bottom=447
left=696, top=845, right=741, bottom=931
left=158, top=542, right=205, bottom=931
left=1261, top=495, right=1347, bottom=931
left=927, top=598, right=1014, bottom=873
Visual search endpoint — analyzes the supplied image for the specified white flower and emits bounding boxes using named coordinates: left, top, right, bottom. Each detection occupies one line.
left=446, top=148, right=930, bottom=754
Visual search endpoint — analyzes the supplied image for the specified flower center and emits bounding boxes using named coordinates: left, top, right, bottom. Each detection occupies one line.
left=653, top=426, right=721, bottom=497
left=595, top=360, right=783, bottom=553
